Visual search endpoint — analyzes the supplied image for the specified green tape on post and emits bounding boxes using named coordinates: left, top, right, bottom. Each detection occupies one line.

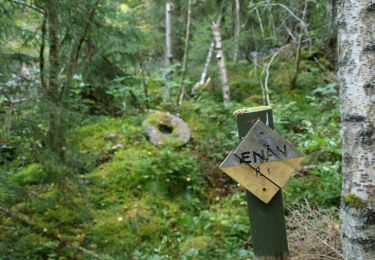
left=236, top=107, right=288, bottom=260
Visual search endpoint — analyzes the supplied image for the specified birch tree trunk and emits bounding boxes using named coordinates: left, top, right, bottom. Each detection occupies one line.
left=165, top=2, right=173, bottom=65
left=179, top=0, right=192, bottom=105
left=191, top=42, right=214, bottom=96
left=164, top=2, right=173, bottom=100
left=233, top=0, right=240, bottom=63
left=212, top=21, right=230, bottom=104
left=338, top=1, right=375, bottom=259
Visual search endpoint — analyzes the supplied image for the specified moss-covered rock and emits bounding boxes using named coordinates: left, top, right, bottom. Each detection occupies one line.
left=143, top=111, right=190, bottom=147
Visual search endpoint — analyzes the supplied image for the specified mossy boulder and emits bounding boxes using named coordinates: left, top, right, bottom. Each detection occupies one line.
left=142, top=111, right=190, bottom=147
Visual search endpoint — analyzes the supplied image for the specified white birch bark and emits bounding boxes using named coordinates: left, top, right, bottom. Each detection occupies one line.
left=233, top=0, right=241, bottom=63
left=191, top=42, right=214, bottom=95
left=338, top=1, right=375, bottom=259
left=165, top=2, right=173, bottom=65
left=212, top=21, right=230, bottom=104
left=164, top=2, right=173, bottom=100
left=179, top=0, right=192, bottom=105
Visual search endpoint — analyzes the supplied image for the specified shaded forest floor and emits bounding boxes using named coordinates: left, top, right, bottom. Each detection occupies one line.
left=1, top=55, right=343, bottom=259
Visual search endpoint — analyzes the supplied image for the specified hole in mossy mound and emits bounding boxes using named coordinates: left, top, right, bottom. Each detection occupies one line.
left=158, top=124, right=173, bottom=134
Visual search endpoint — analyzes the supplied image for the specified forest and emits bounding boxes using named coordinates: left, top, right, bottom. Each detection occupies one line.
left=0, top=0, right=374, bottom=259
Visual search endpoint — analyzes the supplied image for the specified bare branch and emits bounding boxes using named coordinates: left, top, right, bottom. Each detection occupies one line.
left=9, top=0, right=44, bottom=14
left=262, top=45, right=288, bottom=105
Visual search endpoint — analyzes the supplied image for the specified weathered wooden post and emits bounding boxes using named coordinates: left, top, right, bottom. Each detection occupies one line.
left=220, top=106, right=304, bottom=259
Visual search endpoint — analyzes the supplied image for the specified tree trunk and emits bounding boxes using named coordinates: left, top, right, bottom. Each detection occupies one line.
left=164, top=2, right=174, bottom=101
left=179, top=0, right=192, bottom=105
left=45, top=0, right=65, bottom=160
left=191, top=42, right=214, bottom=96
left=327, top=0, right=338, bottom=63
left=290, top=0, right=308, bottom=90
left=212, top=21, right=230, bottom=104
left=328, top=0, right=337, bottom=35
left=165, top=2, right=173, bottom=65
left=233, top=0, right=240, bottom=63
left=338, top=1, right=375, bottom=259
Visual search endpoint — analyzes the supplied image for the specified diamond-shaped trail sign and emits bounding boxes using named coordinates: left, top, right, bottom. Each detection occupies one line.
left=220, top=120, right=304, bottom=204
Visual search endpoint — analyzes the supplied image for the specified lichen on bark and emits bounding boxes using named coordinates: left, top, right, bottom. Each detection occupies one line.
left=338, top=0, right=375, bottom=259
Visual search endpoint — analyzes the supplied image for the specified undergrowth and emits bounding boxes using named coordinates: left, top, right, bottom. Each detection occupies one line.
left=0, top=57, right=342, bottom=259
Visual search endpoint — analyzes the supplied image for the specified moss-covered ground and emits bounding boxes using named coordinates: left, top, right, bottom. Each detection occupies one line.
left=0, top=58, right=342, bottom=259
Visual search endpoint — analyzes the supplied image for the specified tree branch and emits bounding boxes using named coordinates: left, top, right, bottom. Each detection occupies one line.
left=74, top=0, right=100, bottom=62
left=60, top=0, right=100, bottom=99
left=9, top=0, right=44, bottom=14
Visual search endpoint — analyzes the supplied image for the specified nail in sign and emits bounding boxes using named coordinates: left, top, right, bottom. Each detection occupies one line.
left=219, top=120, right=304, bottom=203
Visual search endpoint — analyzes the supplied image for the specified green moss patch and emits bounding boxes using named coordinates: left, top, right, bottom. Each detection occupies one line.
left=10, top=163, right=47, bottom=186
left=233, top=106, right=272, bottom=117
left=343, top=194, right=368, bottom=208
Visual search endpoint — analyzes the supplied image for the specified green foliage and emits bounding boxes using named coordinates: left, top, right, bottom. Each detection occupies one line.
left=0, top=0, right=343, bottom=259
left=10, top=163, right=47, bottom=186
left=0, top=226, right=59, bottom=260
left=285, top=162, right=342, bottom=208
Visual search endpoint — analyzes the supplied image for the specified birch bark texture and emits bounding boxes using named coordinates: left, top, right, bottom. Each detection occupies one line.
left=165, top=2, right=173, bottom=65
left=179, top=0, right=192, bottom=105
left=181, top=0, right=192, bottom=81
left=233, top=0, right=241, bottom=63
left=191, top=42, right=213, bottom=95
left=212, top=21, right=230, bottom=104
left=164, top=2, right=173, bottom=101
left=337, top=1, right=375, bottom=259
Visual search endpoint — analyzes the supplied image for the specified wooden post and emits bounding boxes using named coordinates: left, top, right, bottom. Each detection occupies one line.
left=236, top=107, right=288, bottom=259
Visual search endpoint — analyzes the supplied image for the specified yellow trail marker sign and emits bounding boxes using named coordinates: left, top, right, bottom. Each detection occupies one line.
left=220, top=120, right=304, bottom=203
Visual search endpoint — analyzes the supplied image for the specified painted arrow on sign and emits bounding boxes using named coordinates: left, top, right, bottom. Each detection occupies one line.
left=220, top=120, right=304, bottom=203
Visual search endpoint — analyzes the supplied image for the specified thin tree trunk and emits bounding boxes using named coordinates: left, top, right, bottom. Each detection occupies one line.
left=139, top=60, right=149, bottom=108
left=39, top=13, right=47, bottom=90
left=191, top=42, right=214, bottom=96
left=164, top=2, right=173, bottom=100
left=165, top=2, right=173, bottom=65
left=327, top=0, right=337, bottom=63
left=233, top=0, right=241, bottom=63
left=290, top=0, right=308, bottom=90
left=62, top=0, right=99, bottom=99
left=179, top=0, right=192, bottom=105
left=338, top=1, right=375, bottom=259
left=212, top=21, right=230, bottom=104
left=290, top=34, right=303, bottom=89
left=45, top=0, right=65, bottom=160
left=328, top=0, right=337, bottom=35
left=191, top=1, right=224, bottom=97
